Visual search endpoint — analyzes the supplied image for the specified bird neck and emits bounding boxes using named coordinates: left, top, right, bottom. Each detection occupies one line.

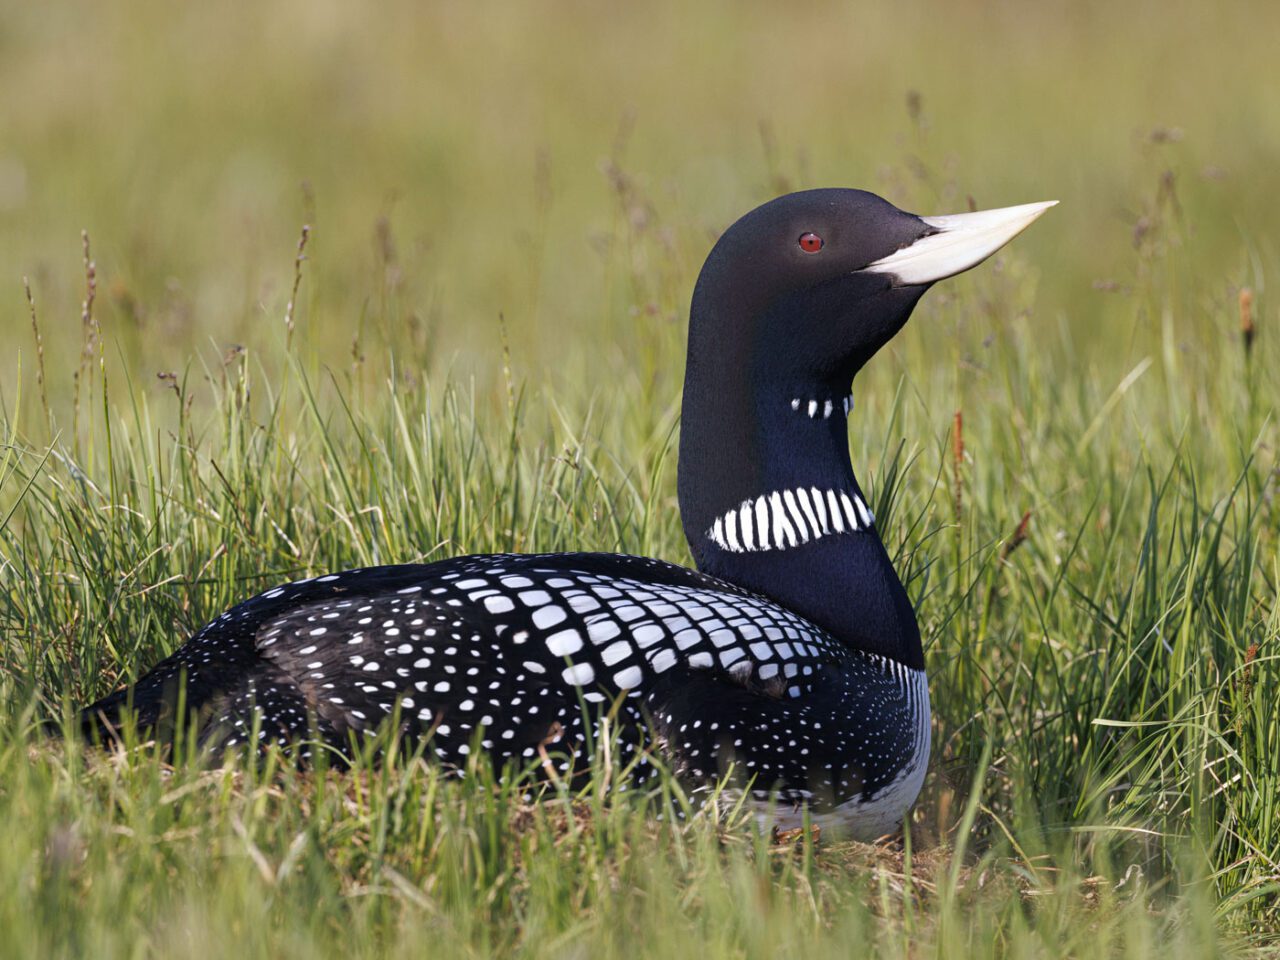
left=676, top=342, right=923, bottom=670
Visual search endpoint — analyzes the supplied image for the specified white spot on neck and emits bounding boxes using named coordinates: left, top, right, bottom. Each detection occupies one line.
left=789, top=393, right=855, bottom=420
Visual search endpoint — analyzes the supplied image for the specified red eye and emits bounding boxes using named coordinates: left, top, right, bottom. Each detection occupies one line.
left=798, top=232, right=824, bottom=253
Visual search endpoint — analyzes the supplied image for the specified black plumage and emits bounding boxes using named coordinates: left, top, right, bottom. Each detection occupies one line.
left=81, top=189, right=1053, bottom=836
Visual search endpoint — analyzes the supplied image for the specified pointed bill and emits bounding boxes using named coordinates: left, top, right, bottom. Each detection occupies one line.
left=861, top=200, right=1057, bottom=286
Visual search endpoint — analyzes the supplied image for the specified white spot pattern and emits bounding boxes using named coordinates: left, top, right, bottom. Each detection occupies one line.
left=84, top=553, right=929, bottom=836
left=789, top=394, right=854, bottom=419
left=707, top=487, right=875, bottom=552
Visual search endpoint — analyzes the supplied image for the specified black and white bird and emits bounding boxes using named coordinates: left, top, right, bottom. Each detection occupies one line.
left=82, top=189, right=1053, bottom=837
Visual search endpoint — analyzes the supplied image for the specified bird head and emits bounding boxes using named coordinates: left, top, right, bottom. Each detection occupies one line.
left=688, top=189, right=1056, bottom=385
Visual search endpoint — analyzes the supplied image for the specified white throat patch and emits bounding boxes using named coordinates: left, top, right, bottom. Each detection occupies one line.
left=707, top=487, right=875, bottom=553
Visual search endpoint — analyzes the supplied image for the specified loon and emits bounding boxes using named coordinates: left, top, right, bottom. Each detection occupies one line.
left=81, top=189, right=1054, bottom=838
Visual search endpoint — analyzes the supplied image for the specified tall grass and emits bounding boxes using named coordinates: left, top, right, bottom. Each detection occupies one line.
left=1, top=0, right=1278, bottom=955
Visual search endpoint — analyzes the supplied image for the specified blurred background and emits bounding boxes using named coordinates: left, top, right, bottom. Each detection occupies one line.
left=1, top=0, right=1276, bottom=423
left=3, top=6, right=1279, bottom=940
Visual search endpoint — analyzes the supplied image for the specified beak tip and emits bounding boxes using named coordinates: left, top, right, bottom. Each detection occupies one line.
left=863, top=198, right=1059, bottom=286
left=1017, top=200, right=1059, bottom=226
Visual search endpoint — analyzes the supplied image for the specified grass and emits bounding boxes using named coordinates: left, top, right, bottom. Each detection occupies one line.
left=1, top=0, right=1279, bottom=956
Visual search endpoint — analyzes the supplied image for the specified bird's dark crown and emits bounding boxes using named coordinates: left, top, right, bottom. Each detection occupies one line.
left=688, top=188, right=934, bottom=386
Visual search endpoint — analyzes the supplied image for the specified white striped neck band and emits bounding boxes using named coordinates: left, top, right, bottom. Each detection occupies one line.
left=707, top=487, right=875, bottom=553
left=789, top=394, right=854, bottom=420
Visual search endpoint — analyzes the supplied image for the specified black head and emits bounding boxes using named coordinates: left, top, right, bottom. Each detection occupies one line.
left=687, top=188, right=1056, bottom=388
left=688, top=189, right=928, bottom=390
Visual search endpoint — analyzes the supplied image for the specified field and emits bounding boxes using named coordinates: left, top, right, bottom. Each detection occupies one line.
left=2, top=1, right=1279, bottom=956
